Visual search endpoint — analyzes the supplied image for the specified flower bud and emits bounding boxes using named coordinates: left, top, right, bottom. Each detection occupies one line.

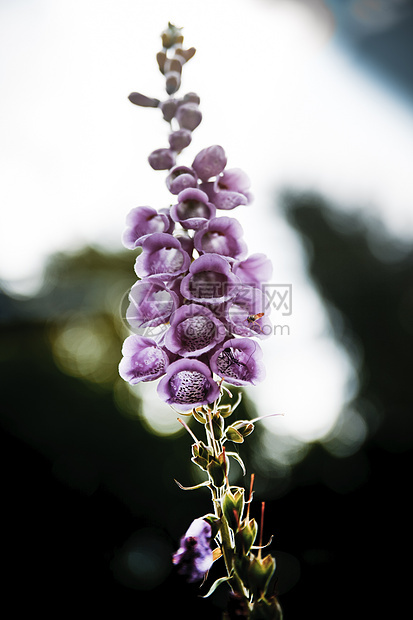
left=176, top=102, right=202, bottom=131
left=166, top=71, right=181, bottom=95
left=183, top=91, right=200, bottom=104
left=222, top=486, right=245, bottom=531
left=232, top=420, right=255, bottom=438
left=166, top=165, right=197, bottom=194
left=128, top=91, right=160, bottom=108
left=235, top=518, right=258, bottom=555
left=168, top=129, right=192, bottom=151
left=191, top=441, right=212, bottom=471
left=161, top=23, right=184, bottom=49
left=148, top=148, right=176, bottom=170
left=207, top=458, right=226, bottom=488
left=211, top=412, right=224, bottom=440
left=250, top=597, right=283, bottom=620
left=192, top=145, right=227, bottom=182
left=247, top=553, right=276, bottom=599
left=160, top=99, right=178, bottom=122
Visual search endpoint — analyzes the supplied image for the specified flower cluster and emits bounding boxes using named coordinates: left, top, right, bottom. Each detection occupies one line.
left=119, top=24, right=283, bottom=620
left=120, top=28, right=272, bottom=413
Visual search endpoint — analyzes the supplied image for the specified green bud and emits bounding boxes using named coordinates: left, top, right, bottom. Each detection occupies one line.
left=211, top=412, right=224, bottom=440
left=161, top=23, right=184, bottom=49
left=192, top=408, right=207, bottom=424
left=248, top=553, right=276, bottom=599
left=235, top=518, right=258, bottom=555
left=222, top=487, right=245, bottom=530
left=207, top=457, right=226, bottom=488
left=232, top=420, right=255, bottom=438
left=225, top=426, right=244, bottom=443
left=191, top=441, right=212, bottom=471
left=250, top=596, right=283, bottom=620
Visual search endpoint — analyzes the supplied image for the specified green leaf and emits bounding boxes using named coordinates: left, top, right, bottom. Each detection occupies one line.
left=226, top=451, right=246, bottom=476
left=201, top=574, right=233, bottom=598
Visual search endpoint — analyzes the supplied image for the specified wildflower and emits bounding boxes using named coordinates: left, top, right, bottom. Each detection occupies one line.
left=180, top=253, right=241, bottom=304
left=170, top=187, right=216, bottom=230
left=157, top=358, right=220, bottom=412
left=126, top=278, right=179, bottom=331
left=208, top=167, right=253, bottom=210
left=134, top=232, right=191, bottom=280
left=226, top=285, right=272, bottom=338
left=209, top=337, right=266, bottom=386
left=164, top=303, right=226, bottom=357
left=193, top=216, right=248, bottom=260
left=172, top=518, right=213, bottom=583
left=118, top=335, right=170, bottom=384
left=166, top=164, right=198, bottom=194
left=122, top=206, right=174, bottom=249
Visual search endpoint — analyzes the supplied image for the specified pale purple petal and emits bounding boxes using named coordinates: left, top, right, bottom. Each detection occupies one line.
left=134, top=233, right=191, bottom=280
left=172, top=518, right=213, bottom=583
left=192, top=145, right=227, bottom=182
left=180, top=254, right=241, bottom=304
left=209, top=338, right=265, bottom=386
left=193, top=216, right=248, bottom=260
left=157, top=359, right=220, bottom=412
left=119, top=335, right=169, bottom=384
left=164, top=303, right=227, bottom=357
left=126, top=278, right=179, bottom=331
left=170, top=187, right=216, bottom=230
left=122, top=206, right=173, bottom=249
left=233, top=253, right=273, bottom=289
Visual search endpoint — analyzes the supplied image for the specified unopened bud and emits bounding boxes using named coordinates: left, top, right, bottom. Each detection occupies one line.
left=166, top=71, right=182, bottom=95
left=222, top=486, right=245, bottom=530
left=148, top=148, right=176, bottom=170
left=235, top=518, right=258, bottom=555
left=176, top=102, right=202, bottom=131
left=248, top=553, right=276, bottom=599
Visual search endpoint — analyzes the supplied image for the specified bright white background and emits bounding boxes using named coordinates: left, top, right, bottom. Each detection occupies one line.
left=2, top=0, right=413, bottom=453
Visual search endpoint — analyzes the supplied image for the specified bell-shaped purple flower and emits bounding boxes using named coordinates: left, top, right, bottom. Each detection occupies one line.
left=157, top=358, right=220, bottom=412
left=233, top=253, right=273, bottom=289
left=164, top=303, right=227, bottom=357
left=203, top=168, right=252, bottom=210
left=173, top=518, right=213, bottom=583
left=126, top=278, right=179, bottom=331
left=166, top=165, right=198, bottom=195
left=118, top=335, right=170, bottom=384
left=134, top=233, right=191, bottom=280
left=170, top=187, right=216, bottom=230
left=180, top=254, right=241, bottom=304
left=209, top=338, right=265, bottom=386
left=122, top=206, right=174, bottom=249
left=226, top=285, right=272, bottom=338
left=192, top=145, right=227, bottom=182
left=193, top=216, right=248, bottom=260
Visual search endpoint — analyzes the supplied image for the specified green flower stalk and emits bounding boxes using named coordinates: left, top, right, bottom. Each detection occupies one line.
left=120, top=23, right=283, bottom=620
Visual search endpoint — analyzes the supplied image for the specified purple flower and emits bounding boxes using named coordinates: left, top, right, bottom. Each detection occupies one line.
left=172, top=518, right=213, bottom=583
left=170, top=187, right=216, bottom=230
left=209, top=338, right=265, bottom=386
left=226, top=285, right=272, bottom=339
left=192, top=145, right=227, bottom=182
left=233, top=253, right=273, bottom=289
left=118, top=335, right=169, bottom=384
left=193, top=216, right=248, bottom=260
left=164, top=303, right=226, bottom=357
left=122, top=206, right=174, bottom=249
left=134, top=233, right=191, bottom=280
left=126, top=278, right=179, bottom=331
left=202, top=168, right=252, bottom=210
left=166, top=165, right=198, bottom=195
left=157, top=358, right=220, bottom=412
left=180, top=254, right=241, bottom=304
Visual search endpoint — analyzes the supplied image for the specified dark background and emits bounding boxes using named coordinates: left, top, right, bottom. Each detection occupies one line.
left=2, top=4, right=413, bottom=618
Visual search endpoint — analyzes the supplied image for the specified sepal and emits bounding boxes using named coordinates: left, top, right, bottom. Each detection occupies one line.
left=222, top=487, right=245, bottom=530
left=247, top=553, right=276, bottom=599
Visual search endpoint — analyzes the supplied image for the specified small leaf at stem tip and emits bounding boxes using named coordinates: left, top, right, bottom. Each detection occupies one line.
left=174, top=479, right=210, bottom=491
